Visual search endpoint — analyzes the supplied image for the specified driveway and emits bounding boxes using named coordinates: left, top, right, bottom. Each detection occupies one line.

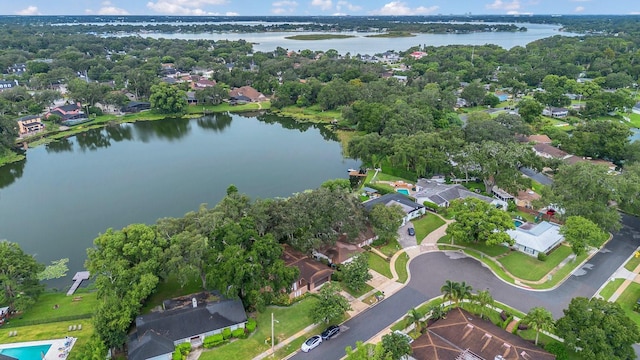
left=290, top=214, right=639, bottom=360
left=397, top=222, right=417, bottom=249
left=520, top=167, right=553, bottom=185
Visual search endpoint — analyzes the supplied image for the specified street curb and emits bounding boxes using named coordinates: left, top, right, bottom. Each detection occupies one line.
left=592, top=245, right=640, bottom=300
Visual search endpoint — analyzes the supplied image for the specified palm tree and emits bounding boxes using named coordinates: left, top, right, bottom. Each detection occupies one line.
left=474, top=290, right=494, bottom=319
left=523, top=307, right=555, bottom=345
left=440, top=280, right=460, bottom=308
left=428, top=304, right=446, bottom=320
left=406, top=308, right=423, bottom=334
left=457, top=281, right=473, bottom=308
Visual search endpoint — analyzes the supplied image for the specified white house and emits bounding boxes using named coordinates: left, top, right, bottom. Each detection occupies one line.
left=413, top=179, right=506, bottom=209
left=633, top=102, right=640, bottom=115
left=542, top=107, right=569, bottom=118
left=363, top=193, right=425, bottom=226
left=507, top=221, right=564, bottom=257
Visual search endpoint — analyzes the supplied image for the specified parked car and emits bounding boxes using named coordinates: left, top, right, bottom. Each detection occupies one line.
left=408, top=227, right=415, bottom=236
left=301, top=335, right=322, bottom=352
left=321, top=325, right=340, bottom=340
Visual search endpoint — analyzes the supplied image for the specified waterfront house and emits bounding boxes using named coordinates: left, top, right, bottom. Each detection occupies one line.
left=282, top=245, right=333, bottom=299
left=229, top=86, right=266, bottom=103
left=46, top=103, right=87, bottom=123
left=128, top=292, right=247, bottom=360
left=121, top=101, right=150, bottom=113
left=413, top=179, right=501, bottom=209
left=16, top=115, right=45, bottom=137
left=363, top=193, right=425, bottom=226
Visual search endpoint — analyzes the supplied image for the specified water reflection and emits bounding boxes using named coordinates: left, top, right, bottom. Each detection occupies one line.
left=135, top=117, right=191, bottom=142
left=256, top=113, right=338, bottom=141
left=196, top=113, right=233, bottom=133
left=0, top=158, right=25, bottom=190
left=76, top=128, right=113, bottom=151
left=46, top=138, right=74, bottom=153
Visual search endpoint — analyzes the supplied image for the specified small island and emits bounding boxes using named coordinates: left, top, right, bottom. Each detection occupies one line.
left=365, top=31, right=416, bottom=38
left=285, top=34, right=356, bottom=41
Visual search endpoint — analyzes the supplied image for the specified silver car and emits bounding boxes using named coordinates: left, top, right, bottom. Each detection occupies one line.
left=301, top=335, right=322, bottom=352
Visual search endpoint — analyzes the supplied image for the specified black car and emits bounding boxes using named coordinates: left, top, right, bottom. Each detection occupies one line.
left=321, top=325, right=340, bottom=340
left=408, top=227, right=415, bottom=236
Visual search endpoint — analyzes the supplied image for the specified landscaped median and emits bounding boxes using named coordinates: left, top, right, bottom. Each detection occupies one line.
left=437, top=236, right=591, bottom=290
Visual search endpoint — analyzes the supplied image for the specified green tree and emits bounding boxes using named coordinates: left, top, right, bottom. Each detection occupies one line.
left=556, top=297, right=639, bottom=360
left=0, top=240, right=45, bottom=312
left=440, top=280, right=460, bottom=308
left=342, top=253, right=373, bottom=292
left=516, top=98, right=544, bottom=123
left=0, top=116, right=19, bottom=152
left=474, top=289, right=494, bottom=320
left=461, top=81, right=486, bottom=107
left=542, top=162, right=620, bottom=232
left=406, top=308, right=423, bottom=333
left=381, top=331, right=412, bottom=360
left=560, top=216, right=608, bottom=256
left=150, top=82, right=188, bottom=114
left=523, top=307, right=554, bottom=345
left=368, top=203, right=405, bottom=243
left=311, top=282, right=351, bottom=324
left=446, top=198, right=515, bottom=246
left=37, top=258, right=69, bottom=281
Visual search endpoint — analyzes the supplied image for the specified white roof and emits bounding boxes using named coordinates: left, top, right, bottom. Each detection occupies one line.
left=507, top=221, right=563, bottom=253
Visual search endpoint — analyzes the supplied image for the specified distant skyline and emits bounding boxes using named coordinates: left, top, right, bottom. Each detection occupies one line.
left=2, top=1, right=638, bottom=17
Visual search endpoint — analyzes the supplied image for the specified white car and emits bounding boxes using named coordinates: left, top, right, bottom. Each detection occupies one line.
left=301, top=335, right=323, bottom=352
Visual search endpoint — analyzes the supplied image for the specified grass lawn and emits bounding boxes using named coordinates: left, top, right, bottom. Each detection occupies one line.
left=411, top=215, right=445, bottom=244
left=375, top=172, right=412, bottom=183
left=186, top=102, right=268, bottom=115
left=498, top=245, right=573, bottom=281
left=376, top=239, right=401, bottom=258
left=141, top=275, right=203, bottom=314
left=0, top=149, right=25, bottom=167
left=368, top=252, right=393, bottom=279
left=0, top=319, right=95, bottom=360
left=438, top=235, right=510, bottom=257
left=625, top=255, right=640, bottom=272
left=460, top=182, right=490, bottom=196
left=599, top=279, right=625, bottom=301
left=614, top=282, right=640, bottom=330
left=6, top=289, right=98, bottom=327
left=508, top=210, right=536, bottom=223
left=341, top=282, right=374, bottom=299
left=528, top=252, right=589, bottom=290
left=274, top=104, right=342, bottom=123
left=628, top=113, right=640, bottom=128
left=395, top=252, right=410, bottom=283
left=199, top=297, right=319, bottom=360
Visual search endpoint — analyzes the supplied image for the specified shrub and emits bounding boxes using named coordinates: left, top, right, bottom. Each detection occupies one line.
left=364, top=183, right=393, bottom=195
left=203, top=334, right=227, bottom=348
left=246, top=318, right=257, bottom=333
left=222, top=328, right=232, bottom=340
left=172, top=351, right=184, bottom=360
left=372, top=238, right=388, bottom=247
left=537, top=252, right=547, bottom=261
left=422, top=201, right=440, bottom=212
left=232, top=328, right=247, bottom=339
left=331, top=271, right=342, bottom=281
left=502, top=315, right=513, bottom=329
left=545, top=342, right=569, bottom=360
left=88, top=106, right=103, bottom=116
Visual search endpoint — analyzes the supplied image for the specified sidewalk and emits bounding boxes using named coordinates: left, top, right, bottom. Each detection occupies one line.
left=607, top=263, right=640, bottom=302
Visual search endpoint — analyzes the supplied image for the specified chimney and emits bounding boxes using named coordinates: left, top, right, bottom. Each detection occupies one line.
left=192, top=298, right=197, bottom=308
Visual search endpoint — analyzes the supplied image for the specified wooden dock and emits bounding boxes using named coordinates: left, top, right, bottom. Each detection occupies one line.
left=67, top=271, right=90, bottom=296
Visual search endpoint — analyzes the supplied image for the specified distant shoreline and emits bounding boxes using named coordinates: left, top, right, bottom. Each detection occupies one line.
left=285, top=34, right=356, bottom=41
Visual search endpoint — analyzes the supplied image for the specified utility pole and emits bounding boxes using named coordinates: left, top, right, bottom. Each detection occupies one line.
left=271, top=313, right=279, bottom=356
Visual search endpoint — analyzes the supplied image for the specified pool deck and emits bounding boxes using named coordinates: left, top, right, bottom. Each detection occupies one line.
left=0, top=337, right=76, bottom=360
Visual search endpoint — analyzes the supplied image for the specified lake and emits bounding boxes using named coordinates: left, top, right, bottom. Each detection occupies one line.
left=121, top=22, right=577, bottom=52
left=0, top=113, right=358, bottom=287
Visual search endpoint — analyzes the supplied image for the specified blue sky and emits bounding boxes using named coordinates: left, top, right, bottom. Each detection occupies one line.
left=3, top=1, right=638, bottom=16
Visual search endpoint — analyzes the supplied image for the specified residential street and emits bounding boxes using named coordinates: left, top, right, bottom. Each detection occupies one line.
left=290, top=214, right=640, bottom=360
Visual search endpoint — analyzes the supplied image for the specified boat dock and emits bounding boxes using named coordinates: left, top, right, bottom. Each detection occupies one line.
left=67, top=271, right=90, bottom=296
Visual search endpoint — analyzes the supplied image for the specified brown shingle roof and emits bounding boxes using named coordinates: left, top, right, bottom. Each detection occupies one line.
left=412, top=308, right=555, bottom=360
left=282, top=245, right=333, bottom=285
left=526, top=135, right=552, bottom=144
left=533, top=143, right=569, bottom=159
left=229, top=86, right=265, bottom=102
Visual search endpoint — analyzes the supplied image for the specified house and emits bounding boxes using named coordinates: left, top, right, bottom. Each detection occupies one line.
left=282, top=245, right=333, bottom=299
left=392, top=75, right=408, bottom=83
left=229, top=86, right=266, bottom=103
left=16, top=115, right=45, bottom=137
left=508, top=221, right=564, bottom=257
left=46, top=103, right=87, bottom=122
left=542, top=107, right=569, bottom=118
left=128, top=291, right=248, bottom=360
left=515, top=189, right=541, bottom=209
left=409, top=51, right=428, bottom=60
left=380, top=52, right=401, bottom=63
left=363, top=193, right=425, bottom=226
left=564, top=156, right=618, bottom=173
left=193, top=79, right=217, bottom=89
left=121, top=101, right=150, bottom=113
left=521, top=134, right=552, bottom=144
left=362, top=186, right=379, bottom=198
left=532, top=143, right=571, bottom=160
left=0, top=80, right=17, bottom=91
left=411, top=308, right=555, bottom=360
left=632, top=102, right=640, bottom=115
left=186, top=91, right=198, bottom=105
left=314, top=227, right=378, bottom=265
left=7, top=63, right=26, bottom=74
left=491, top=186, right=514, bottom=202
left=413, top=179, right=502, bottom=209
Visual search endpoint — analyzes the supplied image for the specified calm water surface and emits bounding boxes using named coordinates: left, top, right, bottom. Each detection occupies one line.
left=0, top=113, right=358, bottom=286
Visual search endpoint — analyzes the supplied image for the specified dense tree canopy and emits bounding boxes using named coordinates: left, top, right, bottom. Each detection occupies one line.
left=446, top=198, right=515, bottom=246
left=149, top=82, right=188, bottom=114
left=0, top=240, right=44, bottom=312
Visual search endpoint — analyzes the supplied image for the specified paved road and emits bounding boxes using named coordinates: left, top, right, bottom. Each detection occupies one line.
left=520, top=167, right=553, bottom=185
left=291, top=214, right=640, bottom=360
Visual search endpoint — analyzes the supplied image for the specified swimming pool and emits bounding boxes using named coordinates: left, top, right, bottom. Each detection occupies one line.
left=0, top=344, right=52, bottom=359
left=396, top=189, right=410, bottom=195
left=514, top=220, right=524, bottom=227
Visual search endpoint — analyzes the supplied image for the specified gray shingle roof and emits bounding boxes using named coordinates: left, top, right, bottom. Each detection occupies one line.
left=128, top=330, right=175, bottom=360
left=414, top=180, right=494, bottom=206
left=363, top=193, right=424, bottom=214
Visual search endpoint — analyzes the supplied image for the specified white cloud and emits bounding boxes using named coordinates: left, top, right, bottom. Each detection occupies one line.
left=371, top=1, right=439, bottom=15
left=272, top=0, right=298, bottom=14
left=486, top=0, right=521, bottom=11
left=336, top=1, right=361, bottom=12
left=311, top=0, right=332, bottom=11
left=16, top=6, right=40, bottom=15
left=98, top=6, right=130, bottom=15
left=146, top=0, right=227, bottom=15
left=574, top=6, right=585, bottom=12
left=225, top=12, right=239, bottom=16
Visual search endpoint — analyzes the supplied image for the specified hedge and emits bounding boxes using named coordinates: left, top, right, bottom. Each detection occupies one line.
left=222, top=328, right=232, bottom=340
left=203, top=333, right=228, bottom=348
left=232, top=328, right=247, bottom=339
left=246, top=318, right=257, bottom=332
left=363, top=183, right=394, bottom=195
